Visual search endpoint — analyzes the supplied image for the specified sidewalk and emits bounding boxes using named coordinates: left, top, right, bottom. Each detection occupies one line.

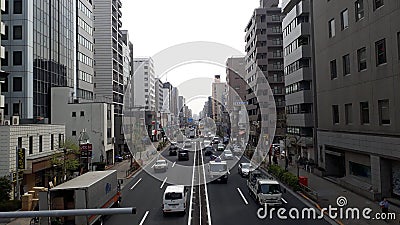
left=272, top=158, right=399, bottom=225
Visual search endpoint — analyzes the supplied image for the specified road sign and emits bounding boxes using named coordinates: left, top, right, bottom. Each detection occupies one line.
left=17, top=148, right=26, bottom=170
left=80, top=143, right=92, bottom=151
left=188, top=118, right=193, bottom=123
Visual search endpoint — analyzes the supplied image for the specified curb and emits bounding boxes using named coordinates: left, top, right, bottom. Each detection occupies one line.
left=259, top=167, right=340, bottom=225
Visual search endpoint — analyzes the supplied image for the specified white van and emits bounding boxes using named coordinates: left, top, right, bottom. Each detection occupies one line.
left=162, top=185, right=188, bottom=215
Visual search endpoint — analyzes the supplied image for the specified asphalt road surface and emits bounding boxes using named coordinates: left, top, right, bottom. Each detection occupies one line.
left=105, top=138, right=332, bottom=225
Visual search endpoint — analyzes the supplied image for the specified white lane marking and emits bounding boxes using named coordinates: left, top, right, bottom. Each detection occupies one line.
left=187, top=141, right=197, bottom=225
left=139, top=211, right=149, bottom=225
left=130, top=178, right=142, bottom=190
left=160, top=177, right=168, bottom=189
left=172, top=161, right=176, bottom=167
left=151, top=163, right=155, bottom=168
left=282, top=197, right=287, bottom=204
left=237, top=188, right=249, bottom=205
left=227, top=170, right=231, bottom=175
left=200, top=142, right=212, bottom=225
left=235, top=156, right=240, bottom=160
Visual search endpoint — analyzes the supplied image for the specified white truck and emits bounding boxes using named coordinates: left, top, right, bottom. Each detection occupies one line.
left=208, top=160, right=229, bottom=183
left=247, top=170, right=283, bottom=206
left=39, top=170, right=121, bottom=225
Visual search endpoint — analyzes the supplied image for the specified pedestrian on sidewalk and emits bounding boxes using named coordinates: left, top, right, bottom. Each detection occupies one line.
left=379, top=198, right=389, bottom=221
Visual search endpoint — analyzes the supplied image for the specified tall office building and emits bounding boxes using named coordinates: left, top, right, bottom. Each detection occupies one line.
left=282, top=0, right=315, bottom=159
left=0, top=1, right=8, bottom=125
left=314, top=0, right=400, bottom=200
left=132, top=57, right=155, bottom=111
left=76, top=0, right=95, bottom=102
left=245, top=0, right=285, bottom=146
left=2, top=0, right=75, bottom=120
left=211, top=75, right=227, bottom=122
left=92, top=0, right=124, bottom=115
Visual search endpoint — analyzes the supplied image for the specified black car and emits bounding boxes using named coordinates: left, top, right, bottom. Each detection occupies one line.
left=203, top=146, right=214, bottom=156
left=178, top=149, right=189, bottom=161
left=169, top=143, right=178, bottom=156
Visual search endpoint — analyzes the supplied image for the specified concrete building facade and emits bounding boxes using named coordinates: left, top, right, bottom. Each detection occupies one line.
left=282, top=0, right=315, bottom=159
left=245, top=0, right=286, bottom=146
left=314, top=0, right=400, bottom=200
left=133, top=57, right=156, bottom=111
left=51, top=87, right=115, bottom=165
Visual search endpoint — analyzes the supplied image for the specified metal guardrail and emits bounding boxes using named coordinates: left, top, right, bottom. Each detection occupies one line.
left=0, top=208, right=136, bottom=218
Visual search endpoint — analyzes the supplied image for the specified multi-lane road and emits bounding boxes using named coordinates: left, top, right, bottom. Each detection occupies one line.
left=105, top=138, right=333, bottom=225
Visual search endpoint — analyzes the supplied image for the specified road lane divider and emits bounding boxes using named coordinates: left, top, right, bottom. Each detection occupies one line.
left=172, top=161, right=176, bottom=167
left=160, top=177, right=167, bottom=189
left=282, top=197, right=287, bottom=204
left=200, top=142, right=212, bottom=225
left=235, top=156, right=240, bottom=160
left=237, top=188, right=249, bottom=205
left=138, top=210, right=149, bottom=225
left=130, top=178, right=142, bottom=190
left=187, top=142, right=197, bottom=225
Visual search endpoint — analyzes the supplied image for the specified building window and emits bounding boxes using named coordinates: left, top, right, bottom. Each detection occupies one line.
left=4, top=103, right=8, bottom=115
left=360, top=101, right=369, bottom=124
left=375, top=39, right=387, bottom=66
left=13, top=0, right=22, bottom=14
left=328, top=19, right=335, bottom=38
left=13, top=51, right=22, bottom=65
left=13, top=26, right=22, bottom=40
left=330, top=59, right=337, bottom=79
left=374, top=0, right=384, bottom=10
left=39, top=135, right=43, bottom=152
left=72, top=131, right=77, bottom=136
left=397, top=32, right=400, bottom=60
left=342, top=54, right=350, bottom=75
left=13, top=103, right=20, bottom=115
left=58, top=134, right=64, bottom=148
left=17, top=137, right=22, bottom=148
left=349, top=161, right=371, bottom=179
left=1, top=25, right=8, bottom=40
left=1, top=77, right=8, bottom=92
left=332, top=105, right=339, bottom=124
left=1, top=51, right=8, bottom=67
left=341, top=9, right=349, bottom=30
left=378, top=99, right=390, bottom=125
left=72, top=112, right=76, bottom=117
left=29, top=136, right=33, bottom=154
left=357, top=47, right=367, bottom=71
left=13, top=77, right=22, bottom=92
left=51, top=134, right=54, bottom=150
left=355, top=0, right=364, bottom=21
left=4, top=0, right=8, bottom=14
left=80, top=111, right=85, bottom=117
left=345, top=103, right=353, bottom=124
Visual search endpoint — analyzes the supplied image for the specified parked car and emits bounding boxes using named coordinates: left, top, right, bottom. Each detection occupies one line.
left=178, top=149, right=190, bottom=161
left=238, top=162, right=254, bottom=177
left=154, top=159, right=168, bottom=173
left=222, top=150, right=233, bottom=160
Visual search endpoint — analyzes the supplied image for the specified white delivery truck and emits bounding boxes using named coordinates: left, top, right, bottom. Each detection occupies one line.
left=208, top=160, right=229, bottom=183
left=247, top=170, right=283, bottom=206
left=39, top=170, right=121, bottom=225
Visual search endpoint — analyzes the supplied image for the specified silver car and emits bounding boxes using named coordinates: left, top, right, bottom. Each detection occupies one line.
left=222, top=150, right=234, bottom=160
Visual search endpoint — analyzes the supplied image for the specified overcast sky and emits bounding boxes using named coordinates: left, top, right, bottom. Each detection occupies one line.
left=121, top=0, right=262, bottom=114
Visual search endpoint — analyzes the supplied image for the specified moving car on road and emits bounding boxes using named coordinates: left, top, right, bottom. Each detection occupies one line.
left=212, top=136, right=220, bottom=144
left=238, top=162, right=254, bottom=177
left=222, top=150, right=233, bottom=160
left=154, top=159, right=168, bottom=173
left=178, top=149, right=189, bottom=161
left=203, top=145, right=215, bottom=156
left=169, top=142, right=178, bottom=156
left=184, top=140, right=192, bottom=148
left=162, top=185, right=188, bottom=216
left=217, top=143, right=225, bottom=151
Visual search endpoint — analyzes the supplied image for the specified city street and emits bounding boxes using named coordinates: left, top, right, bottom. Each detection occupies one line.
left=105, top=139, right=332, bottom=225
